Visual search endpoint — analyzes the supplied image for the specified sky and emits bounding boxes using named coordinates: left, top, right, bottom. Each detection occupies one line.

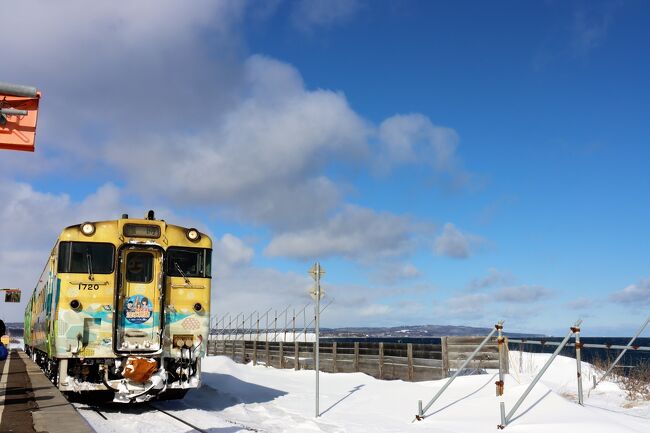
left=1, top=0, right=649, bottom=336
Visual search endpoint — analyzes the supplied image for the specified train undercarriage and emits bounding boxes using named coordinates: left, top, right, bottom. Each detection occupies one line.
left=26, top=346, right=201, bottom=402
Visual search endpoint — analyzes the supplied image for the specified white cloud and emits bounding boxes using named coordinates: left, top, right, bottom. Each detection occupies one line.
left=433, top=280, right=554, bottom=327
left=493, top=285, right=553, bottom=303
left=264, top=205, right=417, bottom=260
left=434, top=223, right=483, bottom=259
left=436, top=294, right=490, bottom=320
left=3, top=3, right=472, bottom=234
left=0, top=1, right=366, bottom=165
left=213, top=234, right=254, bottom=276
left=609, top=279, right=650, bottom=307
left=372, top=263, right=421, bottom=285
left=466, top=268, right=513, bottom=291
left=566, top=297, right=595, bottom=310
left=377, top=114, right=460, bottom=173
left=291, top=0, right=363, bottom=31
left=104, top=55, right=370, bottom=229
left=571, top=3, right=619, bottom=55
left=0, top=0, right=246, bottom=174
left=359, top=304, right=391, bottom=317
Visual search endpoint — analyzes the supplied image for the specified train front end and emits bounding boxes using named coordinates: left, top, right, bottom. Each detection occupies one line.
left=51, top=213, right=211, bottom=402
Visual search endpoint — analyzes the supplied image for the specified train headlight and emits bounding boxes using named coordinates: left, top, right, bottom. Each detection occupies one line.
left=184, top=338, right=194, bottom=347
left=70, top=299, right=81, bottom=311
left=80, top=222, right=95, bottom=236
left=186, top=228, right=201, bottom=242
left=193, top=303, right=202, bottom=312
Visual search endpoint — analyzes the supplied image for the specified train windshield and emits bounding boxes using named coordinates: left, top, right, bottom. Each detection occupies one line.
left=58, top=242, right=115, bottom=274
left=166, top=247, right=211, bottom=278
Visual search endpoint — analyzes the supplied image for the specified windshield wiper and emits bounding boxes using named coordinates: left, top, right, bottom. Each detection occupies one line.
left=86, top=250, right=94, bottom=281
left=174, top=261, right=190, bottom=284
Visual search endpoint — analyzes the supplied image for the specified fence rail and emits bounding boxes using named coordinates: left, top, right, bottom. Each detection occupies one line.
left=207, top=336, right=507, bottom=382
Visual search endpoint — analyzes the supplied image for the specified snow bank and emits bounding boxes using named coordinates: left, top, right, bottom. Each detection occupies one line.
left=154, top=351, right=649, bottom=433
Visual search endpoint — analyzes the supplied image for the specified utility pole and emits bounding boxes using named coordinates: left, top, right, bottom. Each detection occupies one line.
left=309, top=262, right=326, bottom=418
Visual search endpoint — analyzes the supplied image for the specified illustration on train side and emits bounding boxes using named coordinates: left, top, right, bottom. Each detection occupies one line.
left=23, top=211, right=212, bottom=402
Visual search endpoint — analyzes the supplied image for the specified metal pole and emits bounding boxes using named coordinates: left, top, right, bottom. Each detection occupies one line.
left=217, top=314, right=227, bottom=340
left=283, top=309, right=287, bottom=342
left=594, top=316, right=650, bottom=388
left=500, top=402, right=506, bottom=428
left=293, top=301, right=333, bottom=342
left=0, top=108, right=28, bottom=116
left=497, top=322, right=505, bottom=396
left=225, top=313, right=231, bottom=339
left=500, top=320, right=581, bottom=428
left=272, top=306, right=291, bottom=342
left=315, top=262, right=321, bottom=418
left=0, top=81, right=38, bottom=97
left=417, top=321, right=504, bottom=419
left=230, top=313, right=242, bottom=340
left=259, top=308, right=271, bottom=342
left=574, top=324, right=583, bottom=405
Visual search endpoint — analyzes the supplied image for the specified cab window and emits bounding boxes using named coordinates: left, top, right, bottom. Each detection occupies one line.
left=58, top=242, right=115, bottom=274
left=166, top=247, right=211, bottom=278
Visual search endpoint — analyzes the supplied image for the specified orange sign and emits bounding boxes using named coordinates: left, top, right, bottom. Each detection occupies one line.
left=0, top=93, right=41, bottom=152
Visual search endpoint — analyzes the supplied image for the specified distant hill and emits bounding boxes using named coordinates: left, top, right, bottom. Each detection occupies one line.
left=320, top=324, right=543, bottom=338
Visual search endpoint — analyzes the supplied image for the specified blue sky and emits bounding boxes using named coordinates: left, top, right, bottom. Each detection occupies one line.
left=1, top=0, right=649, bottom=336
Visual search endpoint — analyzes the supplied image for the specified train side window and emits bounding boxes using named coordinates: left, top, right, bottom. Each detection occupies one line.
left=126, top=252, right=154, bottom=283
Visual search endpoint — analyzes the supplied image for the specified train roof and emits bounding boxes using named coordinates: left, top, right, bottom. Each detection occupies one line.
left=59, top=212, right=212, bottom=249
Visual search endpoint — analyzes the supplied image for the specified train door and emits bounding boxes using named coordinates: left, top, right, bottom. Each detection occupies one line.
left=115, top=248, right=163, bottom=352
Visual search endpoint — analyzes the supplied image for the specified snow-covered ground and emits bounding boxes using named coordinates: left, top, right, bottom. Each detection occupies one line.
left=78, top=350, right=650, bottom=433
left=9, top=338, right=24, bottom=350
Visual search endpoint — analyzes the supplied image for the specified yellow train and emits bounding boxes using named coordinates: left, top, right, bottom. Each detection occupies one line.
left=23, top=211, right=212, bottom=402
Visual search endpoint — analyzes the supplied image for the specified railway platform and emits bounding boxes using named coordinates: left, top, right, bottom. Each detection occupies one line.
left=0, top=349, right=94, bottom=433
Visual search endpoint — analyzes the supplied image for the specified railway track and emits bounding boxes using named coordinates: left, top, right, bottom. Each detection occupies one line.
left=150, top=404, right=265, bottom=432
left=73, top=401, right=267, bottom=433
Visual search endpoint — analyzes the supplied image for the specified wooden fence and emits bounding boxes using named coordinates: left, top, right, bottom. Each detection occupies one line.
left=207, top=336, right=507, bottom=382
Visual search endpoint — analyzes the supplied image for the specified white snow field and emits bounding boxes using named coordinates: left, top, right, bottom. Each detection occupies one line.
left=78, top=351, right=650, bottom=433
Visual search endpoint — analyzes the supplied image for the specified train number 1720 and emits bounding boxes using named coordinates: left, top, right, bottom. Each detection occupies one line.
left=78, top=283, right=100, bottom=290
